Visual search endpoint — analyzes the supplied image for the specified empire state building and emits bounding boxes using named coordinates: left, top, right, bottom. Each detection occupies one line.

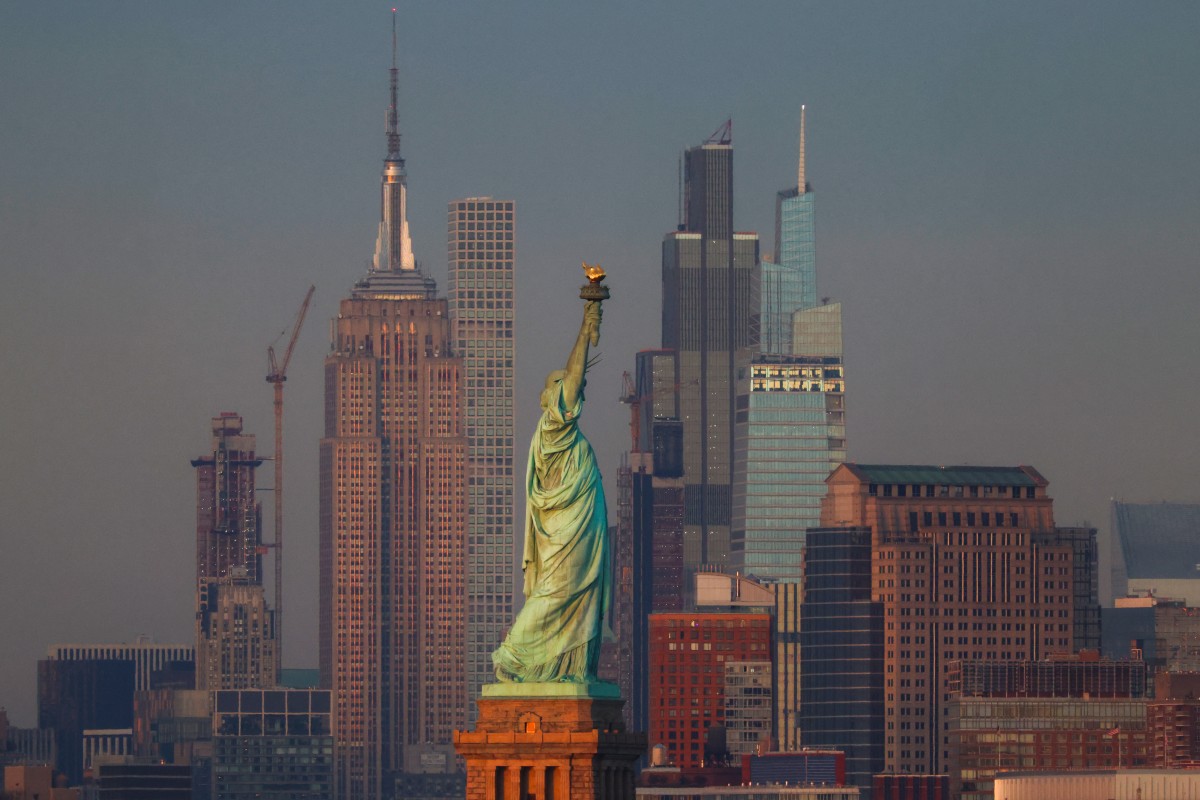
left=319, top=19, right=466, bottom=799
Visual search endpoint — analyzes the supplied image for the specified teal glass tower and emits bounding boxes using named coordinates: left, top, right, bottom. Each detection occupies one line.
left=732, top=107, right=847, bottom=583
left=759, top=106, right=816, bottom=356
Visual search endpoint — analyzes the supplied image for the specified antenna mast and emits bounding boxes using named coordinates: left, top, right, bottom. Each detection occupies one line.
left=386, top=9, right=402, bottom=162
left=798, top=104, right=807, bottom=193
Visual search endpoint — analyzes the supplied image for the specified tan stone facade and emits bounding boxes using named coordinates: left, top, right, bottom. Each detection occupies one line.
left=320, top=294, right=467, bottom=800
left=820, top=464, right=1099, bottom=777
left=455, top=693, right=644, bottom=800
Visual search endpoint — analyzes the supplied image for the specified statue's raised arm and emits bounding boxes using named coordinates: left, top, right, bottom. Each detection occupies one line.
left=491, top=265, right=611, bottom=685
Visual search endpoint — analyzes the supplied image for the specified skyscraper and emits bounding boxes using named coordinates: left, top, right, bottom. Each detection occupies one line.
left=802, top=463, right=1100, bottom=788
left=191, top=413, right=263, bottom=588
left=759, top=106, right=816, bottom=356
left=446, top=196, right=515, bottom=719
left=195, top=573, right=277, bottom=691
left=191, top=414, right=276, bottom=691
left=319, top=24, right=466, bottom=799
left=732, top=109, right=847, bottom=583
left=661, top=121, right=759, bottom=579
left=628, top=349, right=685, bottom=732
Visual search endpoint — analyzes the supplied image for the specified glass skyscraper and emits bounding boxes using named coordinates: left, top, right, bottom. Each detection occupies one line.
left=799, top=526, right=883, bottom=796
left=732, top=108, right=847, bottom=583
left=661, top=122, right=759, bottom=577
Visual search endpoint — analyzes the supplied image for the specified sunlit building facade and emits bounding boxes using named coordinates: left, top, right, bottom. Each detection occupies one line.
left=319, top=44, right=466, bottom=800
left=446, top=197, right=515, bottom=720
left=647, top=613, right=772, bottom=769
left=806, top=464, right=1101, bottom=786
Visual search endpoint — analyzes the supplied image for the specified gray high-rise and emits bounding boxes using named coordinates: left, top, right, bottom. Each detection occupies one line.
left=661, top=121, right=759, bottom=576
left=446, top=196, right=515, bottom=720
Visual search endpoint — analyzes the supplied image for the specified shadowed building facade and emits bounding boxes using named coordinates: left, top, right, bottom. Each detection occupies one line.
left=628, top=349, right=686, bottom=733
left=446, top=197, right=516, bottom=721
left=662, top=122, right=759, bottom=580
left=319, top=34, right=466, bottom=799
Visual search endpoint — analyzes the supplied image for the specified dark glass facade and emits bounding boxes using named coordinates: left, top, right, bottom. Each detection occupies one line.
left=662, top=139, right=759, bottom=576
left=37, top=658, right=135, bottom=786
left=799, top=527, right=883, bottom=796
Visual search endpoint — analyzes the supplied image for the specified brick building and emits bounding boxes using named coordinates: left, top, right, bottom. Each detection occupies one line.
left=648, top=614, right=772, bottom=768
left=948, top=656, right=1150, bottom=799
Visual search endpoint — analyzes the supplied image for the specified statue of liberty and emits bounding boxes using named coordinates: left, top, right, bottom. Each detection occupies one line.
left=492, top=265, right=610, bottom=684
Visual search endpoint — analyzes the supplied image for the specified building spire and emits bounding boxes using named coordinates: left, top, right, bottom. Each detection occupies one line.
left=386, top=8, right=402, bottom=163
left=373, top=9, right=416, bottom=273
left=797, top=104, right=806, bottom=193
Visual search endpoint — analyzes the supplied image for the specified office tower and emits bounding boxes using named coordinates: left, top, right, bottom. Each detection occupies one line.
left=1111, top=501, right=1200, bottom=605
left=131, top=690, right=210, bottom=773
left=211, top=688, right=333, bottom=800
left=759, top=107, right=815, bottom=356
left=799, top=526, right=883, bottom=794
left=948, top=656, right=1149, bottom=798
left=805, top=463, right=1101, bottom=784
left=628, top=350, right=686, bottom=733
left=445, top=196, right=515, bottom=718
left=732, top=111, right=846, bottom=583
left=192, top=414, right=264, bottom=587
left=661, top=122, right=759, bottom=577
left=191, top=415, right=276, bottom=691
left=647, top=613, right=772, bottom=769
left=319, top=28, right=466, bottom=800
left=195, top=573, right=277, bottom=690
left=37, top=659, right=134, bottom=786
left=771, top=582, right=802, bottom=752
left=46, top=644, right=194, bottom=692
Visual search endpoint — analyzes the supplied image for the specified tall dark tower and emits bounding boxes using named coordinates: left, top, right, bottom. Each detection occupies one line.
left=661, top=120, right=759, bottom=583
left=319, top=16, right=466, bottom=800
left=191, top=413, right=276, bottom=691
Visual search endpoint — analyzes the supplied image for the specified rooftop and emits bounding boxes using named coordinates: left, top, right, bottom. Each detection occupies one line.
left=840, top=463, right=1046, bottom=488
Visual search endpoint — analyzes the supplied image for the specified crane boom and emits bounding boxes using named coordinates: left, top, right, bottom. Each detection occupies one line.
left=265, top=284, right=315, bottom=683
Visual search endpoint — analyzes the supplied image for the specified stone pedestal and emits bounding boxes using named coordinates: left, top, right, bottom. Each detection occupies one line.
left=454, top=683, right=645, bottom=800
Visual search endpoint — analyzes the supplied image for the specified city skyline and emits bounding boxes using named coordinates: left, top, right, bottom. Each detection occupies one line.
left=3, top=2, right=1200, bottom=728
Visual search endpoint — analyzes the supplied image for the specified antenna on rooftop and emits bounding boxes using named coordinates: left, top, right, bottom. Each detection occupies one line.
left=705, top=118, right=732, bottom=146
left=798, top=104, right=807, bottom=193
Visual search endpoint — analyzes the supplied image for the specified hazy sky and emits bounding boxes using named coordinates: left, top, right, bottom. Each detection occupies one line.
left=2, top=3, right=1199, bottom=725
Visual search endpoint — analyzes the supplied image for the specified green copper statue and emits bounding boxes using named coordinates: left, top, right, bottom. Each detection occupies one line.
left=492, top=265, right=610, bottom=683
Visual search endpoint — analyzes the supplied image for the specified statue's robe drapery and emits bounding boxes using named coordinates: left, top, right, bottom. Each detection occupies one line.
left=492, top=380, right=609, bottom=682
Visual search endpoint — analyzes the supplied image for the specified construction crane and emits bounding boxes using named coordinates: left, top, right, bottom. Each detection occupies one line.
left=620, top=370, right=639, bottom=452
left=265, top=284, right=315, bottom=682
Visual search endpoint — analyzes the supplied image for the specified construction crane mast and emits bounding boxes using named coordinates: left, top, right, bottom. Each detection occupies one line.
left=265, top=284, right=315, bottom=682
left=620, top=370, right=639, bottom=452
